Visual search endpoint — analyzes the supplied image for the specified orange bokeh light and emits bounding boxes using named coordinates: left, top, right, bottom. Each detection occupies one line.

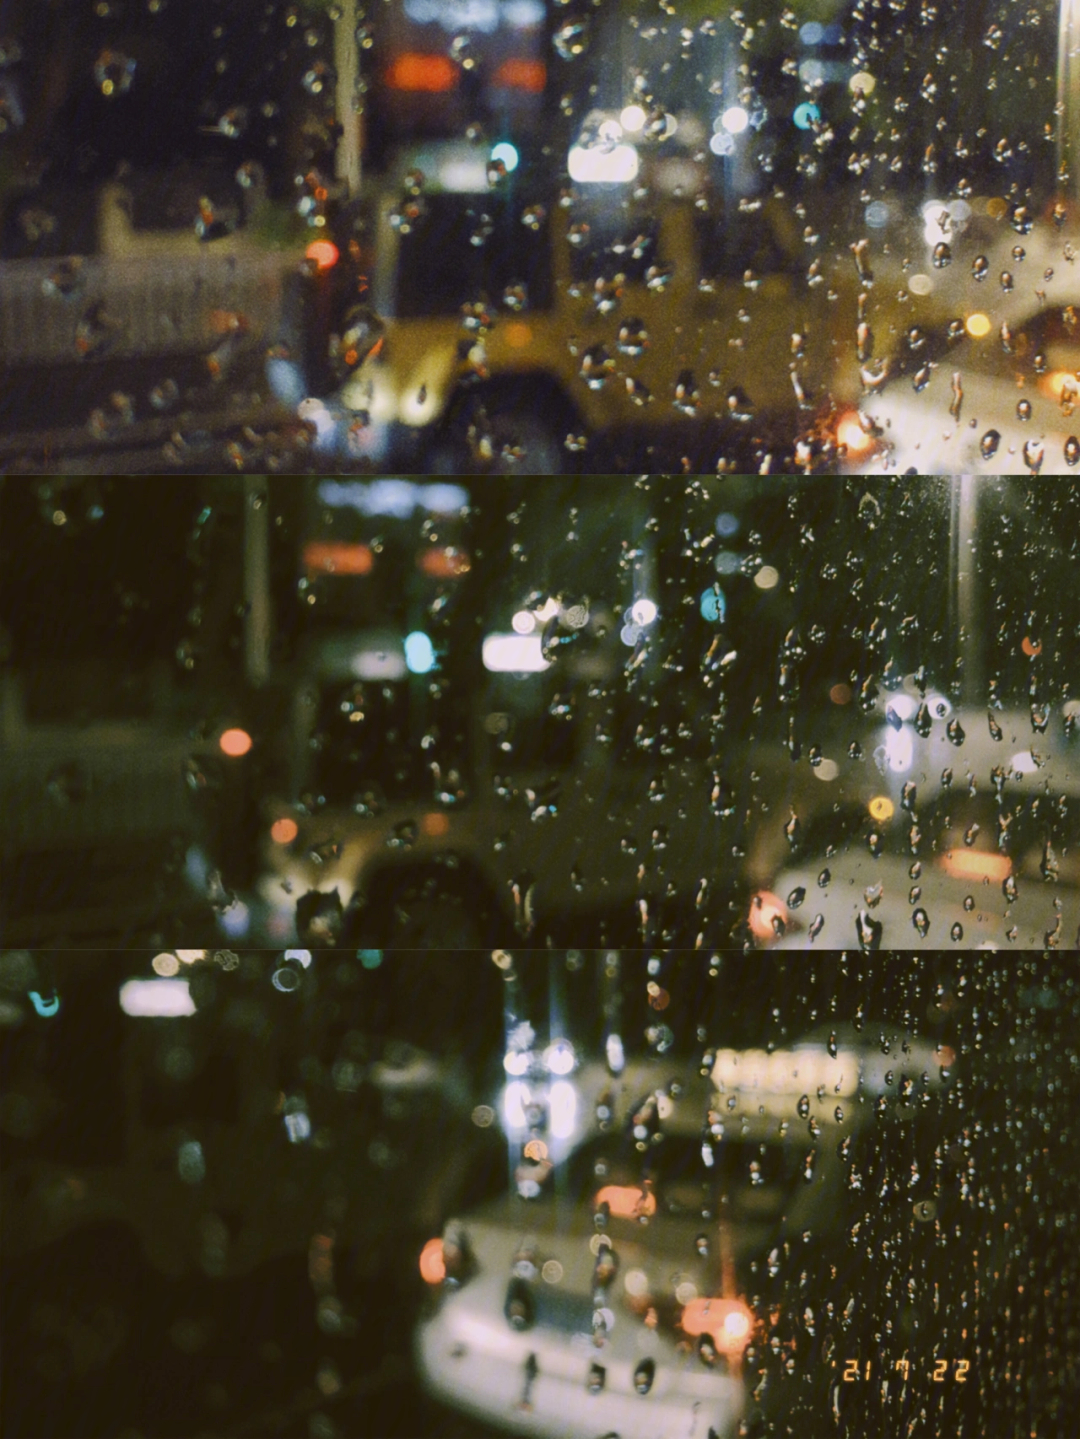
left=940, top=850, right=1011, bottom=883
left=595, top=1185, right=657, bottom=1219
left=493, top=58, right=547, bottom=92
left=219, top=728, right=252, bottom=757
left=386, top=53, right=457, bottom=92
left=305, top=240, right=339, bottom=271
left=417, top=547, right=471, bottom=578
left=679, top=1297, right=754, bottom=1354
left=271, top=817, right=299, bottom=845
left=421, top=812, right=450, bottom=837
left=748, top=890, right=787, bottom=942
left=837, top=413, right=875, bottom=454
left=303, top=541, right=374, bottom=576
left=419, top=1238, right=445, bottom=1285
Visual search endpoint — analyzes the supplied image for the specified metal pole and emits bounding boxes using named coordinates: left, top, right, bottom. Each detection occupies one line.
left=1059, top=0, right=1080, bottom=202
left=954, top=475, right=982, bottom=707
left=334, top=0, right=362, bottom=200
left=243, top=477, right=271, bottom=689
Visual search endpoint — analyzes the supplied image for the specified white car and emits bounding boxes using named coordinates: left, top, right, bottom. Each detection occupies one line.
left=754, top=703, right=1080, bottom=949
left=414, top=1036, right=945, bottom=1439
left=839, top=302, right=1080, bottom=473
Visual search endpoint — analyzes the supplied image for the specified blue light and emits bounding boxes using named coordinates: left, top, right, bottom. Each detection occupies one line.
left=491, top=141, right=519, bottom=173
left=405, top=631, right=436, bottom=674
left=28, top=990, right=60, bottom=1017
left=358, top=950, right=383, bottom=969
left=715, top=511, right=739, bottom=537
left=700, top=587, right=726, bottom=622
left=793, top=103, right=821, bottom=131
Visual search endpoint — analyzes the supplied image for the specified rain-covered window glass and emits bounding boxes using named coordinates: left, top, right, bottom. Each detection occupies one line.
left=5, top=0, right=1080, bottom=472
left=2, top=476, right=1080, bottom=1439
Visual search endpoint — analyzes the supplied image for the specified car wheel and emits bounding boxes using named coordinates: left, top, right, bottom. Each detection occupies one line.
left=438, top=391, right=573, bottom=474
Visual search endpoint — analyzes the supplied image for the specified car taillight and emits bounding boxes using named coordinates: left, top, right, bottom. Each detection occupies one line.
left=419, top=1237, right=445, bottom=1284
left=421, top=1225, right=473, bottom=1287
left=748, top=890, right=788, bottom=943
left=305, top=240, right=339, bottom=271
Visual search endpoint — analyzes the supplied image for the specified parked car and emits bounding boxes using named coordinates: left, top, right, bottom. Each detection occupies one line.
left=0, top=167, right=314, bottom=468
left=754, top=703, right=1080, bottom=949
left=269, top=140, right=871, bottom=473
left=838, top=300, right=1080, bottom=474
left=415, top=1032, right=952, bottom=1438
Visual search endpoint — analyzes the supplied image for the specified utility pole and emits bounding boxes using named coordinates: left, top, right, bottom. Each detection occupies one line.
left=334, top=0, right=362, bottom=199
left=1059, top=0, right=1080, bottom=202
left=243, top=476, right=271, bottom=689
left=949, top=476, right=982, bottom=708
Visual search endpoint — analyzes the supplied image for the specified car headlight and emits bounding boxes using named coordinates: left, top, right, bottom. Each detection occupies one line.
left=679, top=1297, right=755, bottom=1356
left=543, top=1038, right=576, bottom=1075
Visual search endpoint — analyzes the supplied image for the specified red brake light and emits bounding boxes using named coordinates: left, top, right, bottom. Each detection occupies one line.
left=748, top=890, right=787, bottom=942
left=493, top=58, right=546, bottom=92
left=420, top=1238, right=445, bottom=1284
left=305, top=240, right=339, bottom=271
left=386, top=53, right=457, bottom=92
left=302, top=541, right=374, bottom=576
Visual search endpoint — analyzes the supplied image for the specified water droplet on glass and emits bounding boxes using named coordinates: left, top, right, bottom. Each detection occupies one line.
left=817, top=868, right=830, bottom=888
left=856, top=911, right=882, bottom=951
left=617, top=319, right=648, bottom=357
left=946, top=719, right=965, bottom=747
left=787, top=886, right=806, bottom=910
left=94, top=48, right=135, bottom=96
left=808, top=914, right=824, bottom=940
left=553, top=18, right=590, bottom=59
left=950, top=922, right=963, bottom=941
left=980, top=430, right=1000, bottom=459
left=1022, top=439, right=1044, bottom=473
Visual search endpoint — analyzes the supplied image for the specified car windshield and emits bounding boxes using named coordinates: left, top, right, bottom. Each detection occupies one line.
left=544, top=1126, right=802, bottom=1224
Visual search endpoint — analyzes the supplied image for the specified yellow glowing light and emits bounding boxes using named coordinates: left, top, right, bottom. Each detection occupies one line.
left=419, top=1237, right=445, bottom=1284
left=753, top=565, right=780, bottom=590
left=837, top=413, right=875, bottom=454
left=595, top=1185, right=657, bottom=1219
left=175, top=951, right=206, bottom=964
left=680, top=1297, right=754, bottom=1354
left=869, top=796, right=894, bottom=821
left=985, top=197, right=1009, bottom=219
left=421, top=811, right=450, bottom=837
left=504, top=322, right=533, bottom=349
left=152, top=952, right=180, bottom=977
left=849, top=71, right=876, bottom=95
left=966, top=313, right=991, bottom=338
left=271, top=817, right=299, bottom=845
left=1039, top=370, right=1079, bottom=402
left=524, top=1139, right=549, bottom=1161
left=940, top=850, right=1011, bottom=883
